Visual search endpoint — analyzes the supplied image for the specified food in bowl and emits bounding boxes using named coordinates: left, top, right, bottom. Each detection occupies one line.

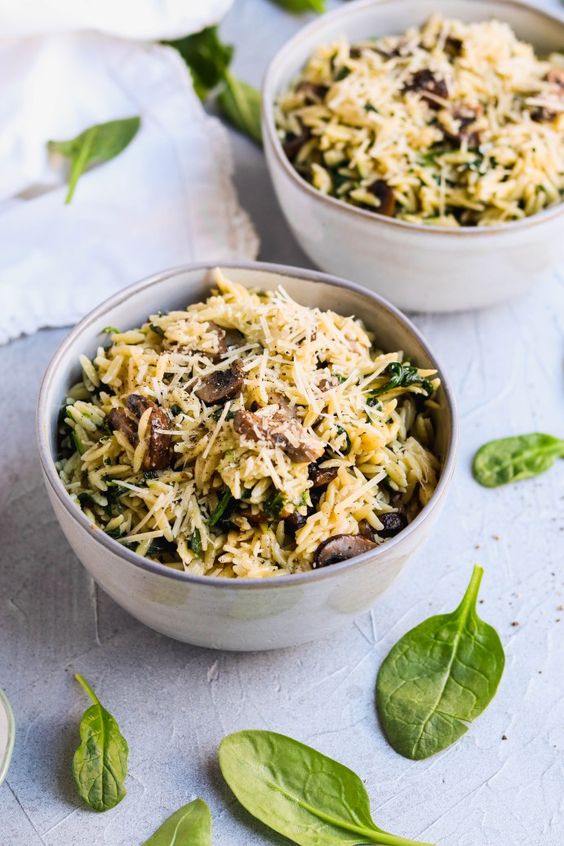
left=57, top=269, right=441, bottom=578
left=275, top=15, right=564, bottom=227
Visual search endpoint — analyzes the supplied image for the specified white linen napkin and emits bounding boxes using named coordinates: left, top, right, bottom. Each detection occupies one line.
left=0, top=2, right=259, bottom=345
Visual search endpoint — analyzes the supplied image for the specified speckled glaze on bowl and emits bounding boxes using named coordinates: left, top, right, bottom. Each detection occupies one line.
left=37, top=262, right=457, bottom=651
left=262, top=0, right=564, bottom=312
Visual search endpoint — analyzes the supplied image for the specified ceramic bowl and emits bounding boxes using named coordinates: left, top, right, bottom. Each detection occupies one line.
left=37, top=262, right=457, bottom=651
left=262, top=0, right=564, bottom=312
left=0, top=689, right=15, bottom=786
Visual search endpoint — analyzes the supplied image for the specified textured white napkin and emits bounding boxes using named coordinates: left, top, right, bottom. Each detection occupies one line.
left=0, top=2, right=259, bottom=345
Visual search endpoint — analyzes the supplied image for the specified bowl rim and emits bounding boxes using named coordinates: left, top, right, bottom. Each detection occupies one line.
left=261, top=0, right=564, bottom=238
left=0, top=688, right=15, bottom=787
left=37, top=260, right=458, bottom=590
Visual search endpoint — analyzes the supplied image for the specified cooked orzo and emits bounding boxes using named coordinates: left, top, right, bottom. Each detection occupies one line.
left=57, top=269, right=441, bottom=578
left=275, top=15, right=564, bottom=226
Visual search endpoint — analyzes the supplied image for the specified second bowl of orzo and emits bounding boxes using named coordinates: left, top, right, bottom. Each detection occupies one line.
left=37, top=262, right=457, bottom=650
left=262, top=0, right=564, bottom=312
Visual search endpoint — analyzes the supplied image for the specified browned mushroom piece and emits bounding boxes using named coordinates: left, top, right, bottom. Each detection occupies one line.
left=297, top=81, right=329, bottom=102
left=195, top=359, right=244, bottom=405
left=125, top=394, right=174, bottom=470
left=314, top=534, right=377, bottom=568
left=107, top=408, right=139, bottom=446
left=107, top=395, right=173, bottom=471
left=284, top=510, right=308, bottom=533
left=404, top=69, right=448, bottom=109
left=233, top=408, right=325, bottom=463
left=242, top=509, right=270, bottom=526
left=357, top=519, right=377, bottom=541
left=531, top=106, right=557, bottom=122
left=207, top=323, right=245, bottom=357
left=547, top=68, right=564, bottom=88
left=308, top=461, right=338, bottom=488
left=282, top=124, right=312, bottom=160
left=367, top=180, right=396, bottom=216
left=444, top=104, right=482, bottom=145
left=378, top=511, right=408, bottom=538
left=222, top=327, right=246, bottom=350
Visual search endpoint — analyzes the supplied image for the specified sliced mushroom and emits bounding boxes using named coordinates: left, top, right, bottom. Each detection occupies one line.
left=378, top=511, right=408, bottom=538
left=284, top=510, right=308, bottom=534
left=531, top=106, right=557, bottom=122
left=297, top=81, right=329, bottom=102
left=357, top=519, right=376, bottom=541
left=282, top=123, right=312, bottom=161
left=125, top=394, right=173, bottom=470
left=314, top=534, right=377, bottom=568
left=242, top=509, right=269, bottom=526
left=367, top=180, right=396, bottom=216
left=233, top=408, right=324, bottom=463
left=207, top=323, right=245, bottom=357
left=108, top=395, right=173, bottom=471
left=308, top=460, right=338, bottom=488
left=547, top=68, right=564, bottom=88
left=107, top=408, right=139, bottom=446
left=404, top=69, right=448, bottom=109
left=441, top=104, right=482, bottom=145
left=195, top=359, right=244, bottom=405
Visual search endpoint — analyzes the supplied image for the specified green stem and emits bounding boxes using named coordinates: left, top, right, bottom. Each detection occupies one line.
left=75, top=673, right=100, bottom=706
left=457, top=564, right=483, bottom=615
left=65, top=129, right=94, bottom=204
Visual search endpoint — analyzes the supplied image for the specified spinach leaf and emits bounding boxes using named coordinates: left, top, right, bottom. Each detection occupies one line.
left=219, top=730, right=433, bottom=846
left=48, top=117, right=141, bottom=204
left=376, top=565, right=505, bottom=760
left=217, top=71, right=262, bottom=144
left=142, top=799, right=212, bottom=846
left=190, top=527, right=202, bottom=556
left=265, top=490, right=285, bottom=519
left=270, top=0, right=325, bottom=12
left=472, top=433, right=564, bottom=487
left=208, top=488, right=232, bottom=527
left=164, top=26, right=233, bottom=100
left=72, top=673, right=128, bottom=811
left=336, top=424, right=352, bottom=454
left=370, top=362, right=433, bottom=399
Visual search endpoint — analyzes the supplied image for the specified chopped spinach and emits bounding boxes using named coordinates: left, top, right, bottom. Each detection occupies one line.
left=208, top=489, right=233, bottom=527
left=370, top=361, right=433, bottom=399
left=189, top=528, right=203, bottom=556
left=265, top=491, right=285, bottom=519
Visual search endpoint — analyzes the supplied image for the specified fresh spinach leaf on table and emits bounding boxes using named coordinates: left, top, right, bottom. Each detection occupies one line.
left=218, top=71, right=263, bottom=145
left=219, top=729, right=433, bottom=845
left=164, top=26, right=234, bottom=100
left=270, top=0, right=326, bottom=13
left=376, top=565, right=505, bottom=760
left=72, top=673, right=128, bottom=811
left=166, top=26, right=262, bottom=144
left=473, top=433, right=564, bottom=487
left=48, top=117, right=141, bottom=204
left=142, top=799, right=212, bottom=846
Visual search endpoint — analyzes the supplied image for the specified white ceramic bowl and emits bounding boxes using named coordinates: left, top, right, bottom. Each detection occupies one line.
left=0, top=689, right=15, bottom=787
left=262, top=0, right=564, bottom=312
left=37, top=262, right=457, bottom=651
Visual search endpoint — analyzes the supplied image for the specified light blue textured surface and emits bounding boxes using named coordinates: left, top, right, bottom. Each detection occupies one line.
left=0, top=1, right=563, bottom=843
